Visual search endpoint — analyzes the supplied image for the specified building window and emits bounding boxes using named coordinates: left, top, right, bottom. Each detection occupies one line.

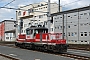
left=74, top=32, right=77, bottom=36
left=80, top=14, right=83, bottom=15
left=38, top=5, right=40, bottom=7
left=51, top=28, right=53, bottom=31
left=39, top=15, right=43, bottom=18
left=68, top=32, right=70, bottom=36
left=60, top=17, right=62, bottom=18
left=74, top=15, right=77, bottom=16
left=61, top=26, right=62, bottom=29
left=28, top=23, right=31, bottom=26
left=55, top=27, right=56, bottom=29
left=44, top=14, right=46, bottom=16
left=22, top=30, right=23, bottom=33
left=89, top=23, right=90, bottom=25
left=54, top=18, right=56, bottom=19
left=29, top=8, right=34, bottom=13
left=68, top=25, right=70, bottom=28
left=28, top=9, right=31, bottom=14
left=85, top=41, right=87, bottom=42
left=41, top=4, right=44, bottom=6
left=81, top=41, right=83, bottom=42
left=34, top=16, right=37, bottom=17
left=57, top=17, right=59, bottom=19
left=84, top=13, right=87, bottom=15
left=89, top=32, right=90, bottom=36
left=58, top=27, right=59, bottom=29
left=80, top=24, right=83, bottom=26
left=89, top=13, right=90, bottom=16
left=74, top=25, right=77, bottom=26
left=71, top=32, right=74, bottom=36
left=45, top=22, right=47, bottom=25
left=81, top=32, right=83, bottom=36
left=84, top=23, right=87, bottom=26
left=75, top=41, right=77, bottom=42
left=39, top=8, right=41, bottom=10
left=84, top=32, right=87, bottom=36
left=6, top=37, right=9, bottom=39
left=68, top=16, right=70, bottom=17
left=6, top=33, right=8, bottom=35
left=18, top=11, right=21, bottom=16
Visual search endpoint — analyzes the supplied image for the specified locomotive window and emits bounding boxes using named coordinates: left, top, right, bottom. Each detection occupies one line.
left=35, top=29, right=48, bottom=34
left=26, top=29, right=33, bottom=35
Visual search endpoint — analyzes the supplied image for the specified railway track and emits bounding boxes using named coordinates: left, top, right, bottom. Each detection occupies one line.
left=0, top=44, right=90, bottom=60
left=39, top=50, right=90, bottom=60
left=69, top=44, right=90, bottom=51
left=0, top=53, right=20, bottom=60
left=59, top=53, right=90, bottom=60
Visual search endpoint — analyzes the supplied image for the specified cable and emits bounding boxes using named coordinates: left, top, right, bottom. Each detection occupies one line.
left=62, top=0, right=83, bottom=6
left=3, top=0, right=15, bottom=7
left=0, top=0, right=84, bottom=11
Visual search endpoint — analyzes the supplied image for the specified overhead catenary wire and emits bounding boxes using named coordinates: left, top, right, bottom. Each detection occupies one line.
left=62, top=0, right=83, bottom=6
left=3, top=0, right=15, bottom=7
left=0, top=0, right=16, bottom=10
left=0, top=0, right=84, bottom=11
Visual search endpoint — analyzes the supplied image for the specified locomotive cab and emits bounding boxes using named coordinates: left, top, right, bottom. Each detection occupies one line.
left=26, top=26, right=48, bottom=39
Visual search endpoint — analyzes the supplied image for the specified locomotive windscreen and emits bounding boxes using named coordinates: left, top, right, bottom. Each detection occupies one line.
left=26, top=29, right=33, bottom=35
left=34, top=27, right=48, bottom=34
left=26, top=27, right=48, bottom=35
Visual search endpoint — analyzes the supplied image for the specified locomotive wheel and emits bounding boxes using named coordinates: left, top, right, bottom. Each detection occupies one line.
left=15, top=42, right=18, bottom=46
left=43, top=45, right=48, bottom=51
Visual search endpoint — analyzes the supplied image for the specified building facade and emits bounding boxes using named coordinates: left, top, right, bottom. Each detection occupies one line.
left=16, top=2, right=62, bottom=35
left=51, top=6, right=90, bottom=44
left=0, top=20, right=16, bottom=41
left=0, top=22, right=5, bottom=41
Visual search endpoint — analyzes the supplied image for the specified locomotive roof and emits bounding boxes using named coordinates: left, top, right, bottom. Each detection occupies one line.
left=26, top=27, right=48, bottom=30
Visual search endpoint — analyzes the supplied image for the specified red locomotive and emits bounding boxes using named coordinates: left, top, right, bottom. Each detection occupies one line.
left=15, top=26, right=68, bottom=53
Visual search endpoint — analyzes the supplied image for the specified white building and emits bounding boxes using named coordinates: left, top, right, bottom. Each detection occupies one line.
left=0, top=20, right=16, bottom=41
left=51, top=6, right=90, bottom=44
left=16, top=2, right=62, bottom=35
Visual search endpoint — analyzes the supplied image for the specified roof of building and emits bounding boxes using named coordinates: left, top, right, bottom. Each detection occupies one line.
left=26, top=26, right=48, bottom=30
left=0, top=20, right=16, bottom=24
left=19, top=1, right=58, bottom=8
left=2, top=20, right=16, bottom=22
left=51, top=6, right=90, bottom=16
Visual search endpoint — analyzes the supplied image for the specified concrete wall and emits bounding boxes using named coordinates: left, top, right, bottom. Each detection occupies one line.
left=0, top=20, right=16, bottom=41
left=5, top=21, right=15, bottom=31
left=53, top=8, right=90, bottom=44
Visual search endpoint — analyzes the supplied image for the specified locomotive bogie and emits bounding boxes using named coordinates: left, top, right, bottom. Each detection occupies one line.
left=15, top=42, right=68, bottom=53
